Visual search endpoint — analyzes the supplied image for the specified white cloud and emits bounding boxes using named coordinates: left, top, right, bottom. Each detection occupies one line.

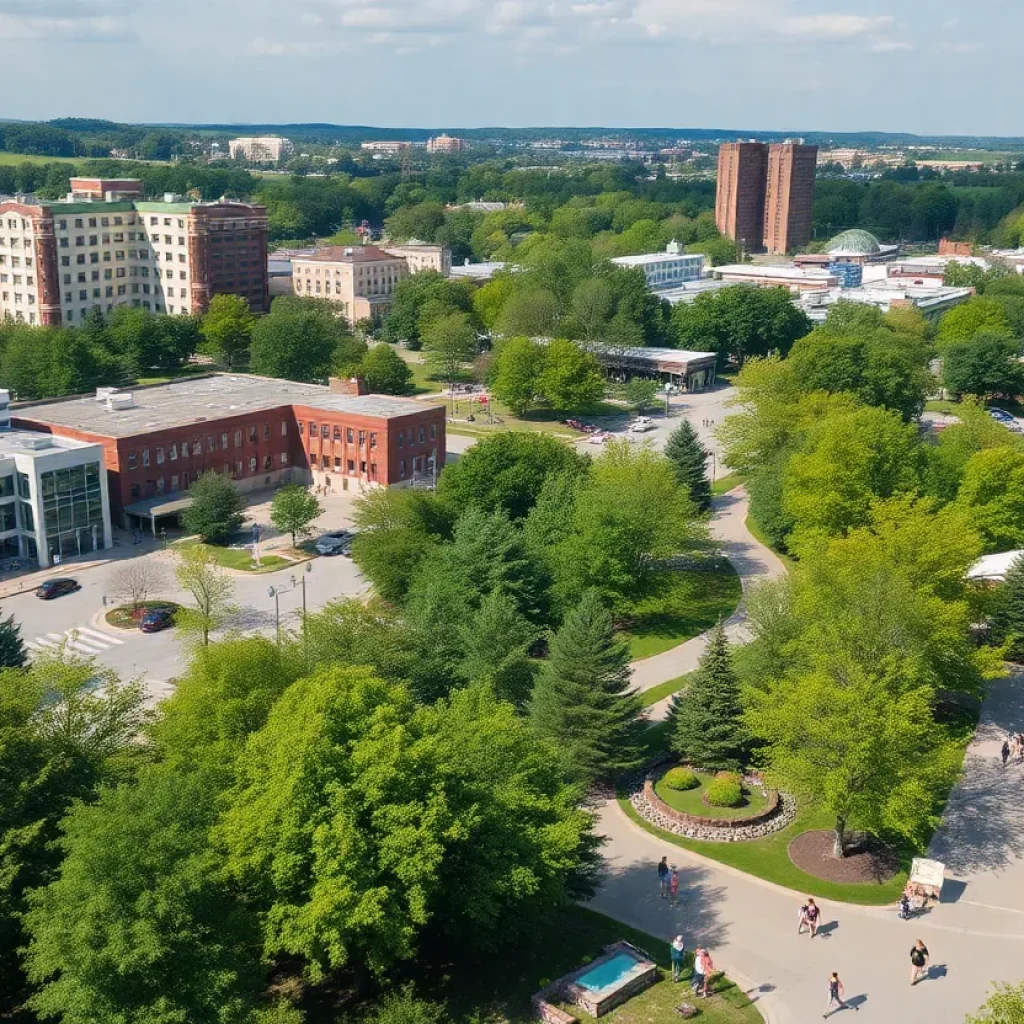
left=0, top=11, right=129, bottom=39
left=249, top=35, right=343, bottom=56
left=937, top=41, right=982, bottom=53
left=870, top=39, right=913, bottom=52
left=780, top=14, right=894, bottom=38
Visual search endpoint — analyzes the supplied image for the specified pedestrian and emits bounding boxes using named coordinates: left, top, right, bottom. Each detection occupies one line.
left=657, top=856, right=670, bottom=899
left=669, top=867, right=680, bottom=907
left=690, top=947, right=705, bottom=994
left=910, top=939, right=930, bottom=985
left=1003, top=738, right=1012, bottom=767
left=805, top=897, right=821, bottom=938
left=699, top=948, right=715, bottom=998
left=1018, top=732, right=1024, bottom=763
left=797, top=901, right=810, bottom=935
left=824, top=972, right=856, bottom=1017
left=670, top=936, right=686, bottom=982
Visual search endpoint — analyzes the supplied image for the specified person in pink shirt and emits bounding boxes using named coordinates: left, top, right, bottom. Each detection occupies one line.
left=669, top=867, right=680, bottom=907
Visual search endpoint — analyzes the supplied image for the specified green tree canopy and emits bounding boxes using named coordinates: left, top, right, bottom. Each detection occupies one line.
left=490, top=336, right=543, bottom=416
left=536, top=339, right=605, bottom=413
left=358, top=344, right=415, bottom=395
left=942, top=331, right=1024, bottom=400
left=937, top=297, right=1014, bottom=346
left=956, top=445, right=1024, bottom=552
left=270, top=483, right=323, bottom=546
left=250, top=296, right=354, bottom=382
left=663, top=420, right=712, bottom=512
left=181, top=471, right=245, bottom=544
left=200, top=293, right=256, bottom=368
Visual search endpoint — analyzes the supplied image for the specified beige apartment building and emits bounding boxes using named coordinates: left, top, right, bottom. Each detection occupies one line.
left=228, top=136, right=294, bottom=163
left=0, top=177, right=268, bottom=325
left=291, top=246, right=410, bottom=323
left=381, top=243, right=451, bottom=276
left=426, top=134, right=467, bottom=153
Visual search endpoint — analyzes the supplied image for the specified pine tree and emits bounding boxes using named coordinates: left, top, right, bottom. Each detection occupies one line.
left=0, top=610, right=26, bottom=668
left=989, top=554, right=1024, bottom=662
left=671, top=621, right=747, bottom=771
left=460, top=589, right=537, bottom=711
left=664, top=420, right=712, bottom=512
left=530, top=589, right=644, bottom=784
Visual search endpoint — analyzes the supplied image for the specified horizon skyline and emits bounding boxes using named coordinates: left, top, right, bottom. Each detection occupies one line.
left=1, top=0, right=1014, bottom=136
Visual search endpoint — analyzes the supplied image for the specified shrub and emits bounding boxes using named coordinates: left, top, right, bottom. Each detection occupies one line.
left=663, top=767, right=699, bottom=791
left=705, top=773, right=742, bottom=807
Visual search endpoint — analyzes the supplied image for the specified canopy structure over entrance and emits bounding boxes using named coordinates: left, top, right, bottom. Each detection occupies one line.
left=123, top=495, right=192, bottom=535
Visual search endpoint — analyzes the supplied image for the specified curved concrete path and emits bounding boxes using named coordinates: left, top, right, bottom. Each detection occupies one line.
left=600, top=487, right=1024, bottom=1023
left=630, top=487, right=786, bottom=719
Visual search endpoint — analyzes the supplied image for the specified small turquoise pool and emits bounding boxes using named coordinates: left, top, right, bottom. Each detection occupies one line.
left=577, top=952, right=640, bottom=992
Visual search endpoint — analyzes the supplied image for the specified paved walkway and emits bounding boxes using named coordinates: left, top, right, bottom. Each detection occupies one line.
left=630, top=487, right=786, bottom=719
left=597, top=488, right=1024, bottom=1023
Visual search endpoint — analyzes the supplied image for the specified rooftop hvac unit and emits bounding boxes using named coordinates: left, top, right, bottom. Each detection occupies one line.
left=107, top=393, right=135, bottom=411
left=95, top=387, right=119, bottom=402
left=0, top=388, right=9, bottom=431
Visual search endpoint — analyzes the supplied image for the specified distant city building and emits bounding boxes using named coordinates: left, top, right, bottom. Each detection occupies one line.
left=360, top=141, right=415, bottom=155
left=582, top=344, right=718, bottom=391
left=426, top=134, right=468, bottom=154
left=715, top=141, right=817, bottom=255
left=794, top=229, right=900, bottom=269
left=0, top=178, right=268, bottom=326
left=712, top=263, right=839, bottom=292
left=228, top=136, right=294, bottom=163
left=763, top=142, right=818, bottom=255
left=610, top=242, right=705, bottom=290
left=798, top=280, right=973, bottom=323
left=715, top=142, right=768, bottom=253
left=449, top=260, right=507, bottom=284
left=381, top=243, right=451, bottom=276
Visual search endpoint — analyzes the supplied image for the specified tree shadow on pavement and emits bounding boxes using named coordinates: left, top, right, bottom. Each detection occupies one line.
left=589, top=855, right=729, bottom=953
left=928, top=673, right=1024, bottom=877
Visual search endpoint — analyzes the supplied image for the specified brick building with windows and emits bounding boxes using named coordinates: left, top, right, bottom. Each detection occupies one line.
left=0, top=177, right=268, bottom=326
left=13, top=374, right=445, bottom=530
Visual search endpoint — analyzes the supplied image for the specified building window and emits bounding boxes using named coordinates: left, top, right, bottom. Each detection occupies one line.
left=207, top=436, right=215, bottom=453
left=248, top=426, right=258, bottom=443
left=234, top=430, right=242, bottom=447
left=308, top=422, right=316, bottom=437
left=171, top=475, right=179, bottom=491
left=400, top=459, right=406, bottom=478
left=347, top=459, right=355, bottom=474
left=297, top=420, right=304, bottom=434
left=170, top=443, right=178, bottom=460
left=398, top=433, right=404, bottom=448
left=419, top=427, right=425, bottom=443
left=263, top=423, right=270, bottom=440
left=346, top=427, right=354, bottom=443
left=248, top=457, right=257, bottom=473
left=321, top=455, right=330, bottom=468
left=221, top=432, right=228, bottom=450
left=281, top=421, right=288, bottom=437
left=156, top=476, right=165, bottom=494
left=263, top=455, right=272, bottom=471
left=280, top=452, right=289, bottom=466
left=369, top=432, right=377, bottom=449
left=321, top=424, right=330, bottom=438
left=358, top=430, right=366, bottom=446
left=142, top=449, right=150, bottom=467
left=155, top=446, right=164, bottom=464
left=192, top=439, right=202, bottom=456
left=130, top=483, right=140, bottom=499
left=235, top=461, right=243, bottom=478
left=430, top=423, right=437, bottom=439
left=127, top=450, right=137, bottom=470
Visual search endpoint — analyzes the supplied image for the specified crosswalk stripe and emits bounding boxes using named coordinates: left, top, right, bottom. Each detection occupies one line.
left=67, top=634, right=110, bottom=651
left=76, top=626, right=125, bottom=646
left=65, top=639, right=105, bottom=655
left=45, top=633, right=64, bottom=641
left=33, top=636, right=59, bottom=648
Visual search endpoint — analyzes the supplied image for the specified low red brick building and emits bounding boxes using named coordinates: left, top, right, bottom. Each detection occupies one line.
left=14, top=374, right=445, bottom=529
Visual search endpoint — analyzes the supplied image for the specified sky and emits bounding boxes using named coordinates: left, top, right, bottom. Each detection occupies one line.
left=1, top=0, right=1017, bottom=136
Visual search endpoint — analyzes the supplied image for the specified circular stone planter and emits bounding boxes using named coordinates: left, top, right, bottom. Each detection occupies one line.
left=626, top=756, right=796, bottom=842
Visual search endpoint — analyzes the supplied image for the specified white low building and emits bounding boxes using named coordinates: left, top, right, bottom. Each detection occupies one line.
left=968, top=550, right=1024, bottom=583
left=611, top=242, right=705, bottom=290
left=0, top=391, right=112, bottom=568
left=797, top=280, right=974, bottom=323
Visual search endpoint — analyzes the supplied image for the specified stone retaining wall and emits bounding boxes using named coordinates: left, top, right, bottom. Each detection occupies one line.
left=627, top=759, right=796, bottom=842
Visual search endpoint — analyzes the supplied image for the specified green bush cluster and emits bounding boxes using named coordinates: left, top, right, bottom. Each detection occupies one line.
left=663, top=767, right=699, bottom=791
left=705, top=772, right=743, bottom=808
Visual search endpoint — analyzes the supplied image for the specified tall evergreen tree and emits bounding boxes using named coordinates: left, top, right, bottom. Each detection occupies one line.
left=664, top=420, right=712, bottom=512
left=989, top=554, right=1024, bottom=662
left=0, top=611, right=26, bottom=669
left=671, top=621, right=747, bottom=771
left=460, top=590, right=538, bottom=711
left=530, top=589, right=644, bottom=785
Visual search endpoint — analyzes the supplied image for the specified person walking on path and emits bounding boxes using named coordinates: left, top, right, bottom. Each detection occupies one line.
left=910, top=939, right=930, bottom=985
left=655, top=856, right=671, bottom=897
left=805, top=898, right=821, bottom=938
left=699, top=948, right=715, bottom=998
left=669, top=867, right=680, bottom=907
left=798, top=901, right=810, bottom=935
left=670, top=936, right=686, bottom=982
left=691, top=947, right=705, bottom=995
left=823, top=972, right=856, bottom=1017
left=1003, top=738, right=1012, bottom=767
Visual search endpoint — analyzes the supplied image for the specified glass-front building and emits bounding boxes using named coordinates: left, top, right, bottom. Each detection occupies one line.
left=40, top=462, right=105, bottom=562
left=0, top=431, right=111, bottom=570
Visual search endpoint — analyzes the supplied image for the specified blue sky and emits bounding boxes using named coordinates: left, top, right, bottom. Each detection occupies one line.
left=0, top=0, right=1014, bottom=135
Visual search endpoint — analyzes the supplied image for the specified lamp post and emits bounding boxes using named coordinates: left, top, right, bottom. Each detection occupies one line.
left=267, top=585, right=281, bottom=646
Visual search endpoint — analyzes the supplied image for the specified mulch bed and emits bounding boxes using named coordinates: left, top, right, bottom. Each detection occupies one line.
left=788, top=829, right=899, bottom=884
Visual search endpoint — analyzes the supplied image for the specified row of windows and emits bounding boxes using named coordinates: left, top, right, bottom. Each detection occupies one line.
left=0, top=274, right=34, bottom=287
left=128, top=453, right=289, bottom=499
left=0, top=254, right=32, bottom=267
left=63, top=298, right=180, bottom=320
left=295, top=421, right=436, bottom=446
left=125, top=423, right=288, bottom=470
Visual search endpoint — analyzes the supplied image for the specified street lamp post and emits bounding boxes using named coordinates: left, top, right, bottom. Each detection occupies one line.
left=267, top=585, right=281, bottom=646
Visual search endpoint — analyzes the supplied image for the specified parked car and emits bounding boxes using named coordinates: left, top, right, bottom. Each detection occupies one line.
left=989, top=408, right=1014, bottom=423
left=630, top=416, right=655, bottom=433
left=140, top=607, right=175, bottom=633
left=315, top=530, right=351, bottom=556
left=36, top=577, right=81, bottom=600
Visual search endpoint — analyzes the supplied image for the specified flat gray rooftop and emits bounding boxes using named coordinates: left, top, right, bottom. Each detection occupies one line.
left=16, top=374, right=441, bottom=439
left=0, top=429, right=98, bottom=459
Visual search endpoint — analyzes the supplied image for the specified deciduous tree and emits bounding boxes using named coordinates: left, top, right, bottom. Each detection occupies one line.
left=357, top=344, right=415, bottom=395
left=200, top=293, right=256, bottom=369
left=270, top=484, right=323, bottom=546
left=536, top=339, right=605, bottom=413
left=181, top=471, right=245, bottom=544
left=174, top=543, right=237, bottom=646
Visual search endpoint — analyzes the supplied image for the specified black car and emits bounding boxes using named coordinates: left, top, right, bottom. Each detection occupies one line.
left=36, top=577, right=81, bottom=600
left=140, top=607, right=175, bottom=633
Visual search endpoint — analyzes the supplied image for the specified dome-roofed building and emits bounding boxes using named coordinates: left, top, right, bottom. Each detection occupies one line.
left=827, top=228, right=882, bottom=256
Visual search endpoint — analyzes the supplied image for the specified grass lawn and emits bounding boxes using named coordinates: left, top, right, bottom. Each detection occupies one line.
left=624, top=563, right=742, bottom=661
left=640, top=672, right=690, bottom=709
left=0, top=152, right=82, bottom=166
left=923, top=399, right=962, bottom=415
left=619, top=796, right=908, bottom=906
left=711, top=472, right=747, bottom=495
left=200, top=544, right=292, bottom=573
left=654, top=770, right=771, bottom=821
left=417, top=906, right=759, bottom=1024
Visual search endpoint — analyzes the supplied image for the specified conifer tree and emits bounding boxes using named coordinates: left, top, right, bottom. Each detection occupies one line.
left=664, top=420, right=712, bottom=511
left=530, top=589, right=644, bottom=784
left=671, top=621, right=747, bottom=771
left=989, top=554, right=1024, bottom=662
left=0, top=610, right=26, bottom=669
